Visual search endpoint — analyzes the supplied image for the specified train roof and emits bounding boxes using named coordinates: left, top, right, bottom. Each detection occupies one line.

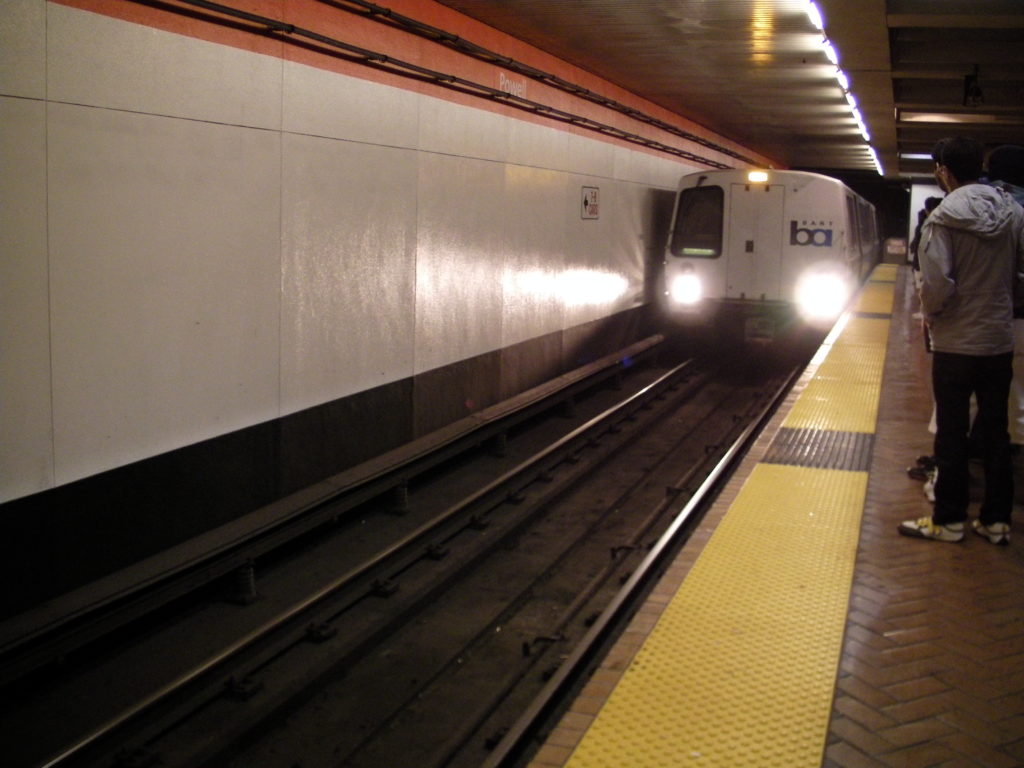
left=676, top=167, right=869, bottom=202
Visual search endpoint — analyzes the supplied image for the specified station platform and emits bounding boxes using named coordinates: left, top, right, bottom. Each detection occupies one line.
left=528, top=263, right=1024, bottom=768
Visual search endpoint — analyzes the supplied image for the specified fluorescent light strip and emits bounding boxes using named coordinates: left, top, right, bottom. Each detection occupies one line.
left=805, top=1, right=824, bottom=31
left=822, top=39, right=839, bottom=66
left=807, top=1, right=880, bottom=174
left=869, top=146, right=883, bottom=175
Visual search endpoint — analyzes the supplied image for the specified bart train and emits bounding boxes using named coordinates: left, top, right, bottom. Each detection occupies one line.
left=662, top=168, right=881, bottom=342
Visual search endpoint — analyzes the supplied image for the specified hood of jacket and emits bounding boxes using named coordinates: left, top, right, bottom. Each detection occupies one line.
left=930, top=183, right=1020, bottom=239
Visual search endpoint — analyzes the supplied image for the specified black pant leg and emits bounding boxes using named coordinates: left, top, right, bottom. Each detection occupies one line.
left=975, top=352, right=1014, bottom=524
left=932, top=352, right=973, bottom=524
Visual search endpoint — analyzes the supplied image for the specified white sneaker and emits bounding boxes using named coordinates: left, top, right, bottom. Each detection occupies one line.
left=972, top=520, right=1011, bottom=545
left=898, top=516, right=964, bottom=542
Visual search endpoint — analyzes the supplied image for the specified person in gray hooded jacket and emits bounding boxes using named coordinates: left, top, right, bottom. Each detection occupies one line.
left=899, top=136, right=1024, bottom=545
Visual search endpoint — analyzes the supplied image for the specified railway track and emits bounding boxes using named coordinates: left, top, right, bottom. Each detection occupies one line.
left=1, top=338, right=810, bottom=768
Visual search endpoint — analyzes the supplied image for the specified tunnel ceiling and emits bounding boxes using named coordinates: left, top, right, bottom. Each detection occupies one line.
left=437, top=0, right=1024, bottom=179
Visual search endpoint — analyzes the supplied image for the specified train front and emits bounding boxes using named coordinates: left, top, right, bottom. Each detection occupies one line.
left=662, top=169, right=864, bottom=344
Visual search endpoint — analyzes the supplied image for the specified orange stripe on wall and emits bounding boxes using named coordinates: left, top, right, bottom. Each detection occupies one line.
left=53, top=0, right=287, bottom=57
left=49, top=0, right=777, bottom=169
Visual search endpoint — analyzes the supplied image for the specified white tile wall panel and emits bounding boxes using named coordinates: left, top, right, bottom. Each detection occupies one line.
left=506, top=118, right=571, bottom=173
left=0, top=0, right=45, bottom=98
left=418, top=96, right=508, bottom=163
left=614, top=144, right=681, bottom=188
left=563, top=178, right=639, bottom=328
left=9, top=0, right=712, bottom=499
left=0, top=97, right=51, bottom=502
left=608, top=182, right=650, bottom=296
left=283, top=62, right=419, bottom=150
left=415, top=153, right=505, bottom=373
left=631, top=149, right=653, bottom=185
left=658, top=158, right=697, bottom=190
left=612, top=143, right=643, bottom=184
left=47, top=3, right=282, bottom=130
left=47, top=104, right=281, bottom=485
left=567, top=131, right=616, bottom=179
left=499, top=164, right=568, bottom=347
left=280, top=133, right=418, bottom=415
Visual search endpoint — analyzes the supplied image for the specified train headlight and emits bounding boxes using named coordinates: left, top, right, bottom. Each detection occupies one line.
left=670, top=272, right=703, bottom=305
left=795, top=271, right=850, bottom=320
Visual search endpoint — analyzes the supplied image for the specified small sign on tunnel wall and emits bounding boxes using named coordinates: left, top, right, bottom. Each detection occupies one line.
left=582, top=186, right=600, bottom=219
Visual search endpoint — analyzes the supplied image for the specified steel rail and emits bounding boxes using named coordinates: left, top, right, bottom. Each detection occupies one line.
left=1, top=334, right=663, bottom=688
left=480, top=360, right=805, bottom=768
left=37, top=358, right=694, bottom=768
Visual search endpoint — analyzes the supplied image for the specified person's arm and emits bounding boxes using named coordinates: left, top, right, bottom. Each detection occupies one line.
left=918, top=222, right=956, bottom=319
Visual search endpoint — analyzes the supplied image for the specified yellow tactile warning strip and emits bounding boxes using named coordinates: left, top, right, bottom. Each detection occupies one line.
left=564, top=465, right=868, bottom=768
left=858, top=282, right=896, bottom=315
left=782, top=317, right=890, bottom=434
left=560, top=265, right=895, bottom=768
left=869, top=262, right=898, bottom=282
left=776, top=263, right=894, bottom=447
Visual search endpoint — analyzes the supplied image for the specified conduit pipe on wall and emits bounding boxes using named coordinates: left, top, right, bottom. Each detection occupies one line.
left=318, top=0, right=756, bottom=164
left=132, top=0, right=740, bottom=169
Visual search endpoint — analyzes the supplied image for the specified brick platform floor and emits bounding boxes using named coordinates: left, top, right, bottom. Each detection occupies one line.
left=528, top=265, right=1024, bottom=768
left=823, top=268, right=1024, bottom=768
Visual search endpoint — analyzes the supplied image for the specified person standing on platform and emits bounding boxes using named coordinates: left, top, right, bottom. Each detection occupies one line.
left=988, top=145, right=1024, bottom=451
left=905, top=195, right=943, bottom=493
left=898, top=136, right=1024, bottom=545
left=910, top=196, right=943, bottom=285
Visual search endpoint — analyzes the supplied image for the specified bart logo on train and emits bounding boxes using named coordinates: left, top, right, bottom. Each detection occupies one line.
left=789, top=220, right=833, bottom=246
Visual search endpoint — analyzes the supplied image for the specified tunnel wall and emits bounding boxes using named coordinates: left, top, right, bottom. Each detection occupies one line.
left=0, top=0, right=773, bottom=606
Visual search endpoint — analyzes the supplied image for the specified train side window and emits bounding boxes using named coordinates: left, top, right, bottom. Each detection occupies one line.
left=845, top=195, right=860, bottom=251
left=669, top=186, right=724, bottom=258
left=857, top=199, right=875, bottom=253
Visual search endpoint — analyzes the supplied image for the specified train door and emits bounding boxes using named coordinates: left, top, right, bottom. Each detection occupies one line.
left=857, top=198, right=880, bottom=276
left=845, top=194, right=861, bottom=275
left=725, top=183, right=785, bottom=301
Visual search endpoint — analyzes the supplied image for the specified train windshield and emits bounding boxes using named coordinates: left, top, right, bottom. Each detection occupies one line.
left=669, top=186, right=724, bottom=258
